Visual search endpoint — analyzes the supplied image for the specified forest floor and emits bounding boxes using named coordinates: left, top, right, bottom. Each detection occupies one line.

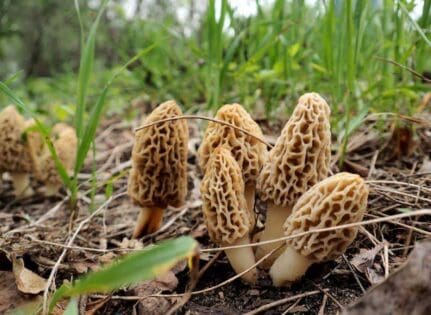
left=1, top=110, right=431, bottom=315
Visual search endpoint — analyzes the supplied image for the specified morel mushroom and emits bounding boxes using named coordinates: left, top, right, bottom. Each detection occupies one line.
left=198, top=103, right=267, bottom=215
left=35, top=123, right=77, bottom=196
left=270, top=172, right=368, bottom=286
left=128, top=100, right=188, bottom=238
left=200, top=147, right=257, bottom=283
left=256, top=93, right=331, bottom=266
left=0, top=106, right=35, bottom=196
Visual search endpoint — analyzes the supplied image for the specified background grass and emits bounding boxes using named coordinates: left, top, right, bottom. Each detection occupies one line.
left=0, top=0, right=429, bottom=132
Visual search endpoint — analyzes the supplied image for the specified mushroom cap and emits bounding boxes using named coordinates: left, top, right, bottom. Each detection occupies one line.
left=0, top=106, right=33, bottom=173
left=35, top=123, right=77, bottom=185
left=128, top=100, right=188, bottom=208
left=24, top=119, right=45, bottom=168
left=284, top=172, right=368, bottom=262
left=198, top=104, right=267, bottom=185
left=200, top=147, right=254, bottom=244
left=257, top=92, right=331, bottom=208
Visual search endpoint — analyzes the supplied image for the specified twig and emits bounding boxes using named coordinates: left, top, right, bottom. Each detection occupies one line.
left=42, top=192, right=126, bottom=314
left=201, top=209, right=431, bottom=253
left=318, top=294, right=328, bottom=315
left=134, top=115, right=273, bottom=149
left=244, top=290, right=322, bottom=315
left=374, top=56, right=431, bottom=82
left=342, top=254, right=366, bottom=293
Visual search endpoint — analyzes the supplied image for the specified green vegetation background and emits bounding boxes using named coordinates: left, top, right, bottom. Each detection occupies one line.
left=0, top=0, right=430, bottom=133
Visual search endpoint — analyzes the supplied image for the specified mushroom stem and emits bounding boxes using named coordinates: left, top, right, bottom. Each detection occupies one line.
left=255, top=204, right=291, bottom=268
left=132, top=206, right=164, bottom=238
left=45, top=183, right=61, bottom=197
left=10, top=172, right=33, bottom=197
left=224, top=234, right=257, bottom=284
left=269, top=246, right=313, bottom=286
left=244, top=183, right=256, bottom=214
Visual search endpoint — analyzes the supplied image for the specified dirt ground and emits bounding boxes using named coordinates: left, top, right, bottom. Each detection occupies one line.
left=1, top=112, right=431, bottom=314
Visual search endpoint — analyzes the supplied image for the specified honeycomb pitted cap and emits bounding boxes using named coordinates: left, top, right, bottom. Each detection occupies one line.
left=198, top=104, right=267, bottom=185
left=0, top=106, right=34, bottom=173
left=284, top=172, right=368, bottom=262
left=200, top=147, right=254, bottom=244
left=257, top=92, right=331, bottom=208
left=128, top=100, right=189, bottom=208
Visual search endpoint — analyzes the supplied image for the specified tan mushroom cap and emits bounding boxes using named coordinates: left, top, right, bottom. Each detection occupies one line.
left=35, top=123, right=77, bottom=192
left=0, top=106, right=34, bottom=173
left=200, top=146, right=253, bottom=244
left=269, top=172, right=368, bottom=286
left=198, top=103, right=267, bottom=185
left=128, top=100, right=188, bottom=209
left=284, top=172, right=368, bottom=261
left=257, top=92, right=331, bottom=208
left=200, top=146, right=257, bottom=283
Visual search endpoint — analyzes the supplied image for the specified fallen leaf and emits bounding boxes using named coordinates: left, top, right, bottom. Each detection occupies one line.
left=351, top=244, right=384, bottom=274
left=344, top=240, right=431, bottom=315
left=0, top=271, right=40, bottom=313
left=132, top=270, right=180, bottom=315
left=12, top=257, right=46, bottom=294
left=418, top=157, right=431, bottom=173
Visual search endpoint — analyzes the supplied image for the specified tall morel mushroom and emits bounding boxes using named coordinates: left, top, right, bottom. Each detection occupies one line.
left=256, top=93, right=331, bottom=266
left=198, top=103, right=267, bottom=215
left=0, top=106, right=36, bottom=196
left=200, top=147, right=257, bottom=283
left=128, top=100, right=188, bottom=238
left=35, top=123, right=77, bottom=196
left=270, top=172, right=368, bottom=286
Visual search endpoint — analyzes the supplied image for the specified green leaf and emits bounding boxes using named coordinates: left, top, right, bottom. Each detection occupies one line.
left=49, top=236, right=198, bottom=312
left=63, top=299, right=79, bottom=315
left=75, top=0, right=109, bottom=140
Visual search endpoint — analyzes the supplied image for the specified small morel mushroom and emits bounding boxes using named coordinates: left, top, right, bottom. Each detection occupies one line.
left=198, top=103, right=267, bottom=216
left=270, top=172, right=368, bottom=286
left=0, top=106, right=36, bottom=196
left=128, top=100, right=188, bottom=238
left=200, top=147, right=257, bottom=283
left=35, top=123, right=77, bottom=196
left=256, top=93, right=331, bottom=266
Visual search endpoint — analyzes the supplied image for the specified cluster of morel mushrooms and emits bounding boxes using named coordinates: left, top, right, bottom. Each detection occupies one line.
left=128, top=93, right=369, bottom=287
left=0, top=105, right=77, bottom=197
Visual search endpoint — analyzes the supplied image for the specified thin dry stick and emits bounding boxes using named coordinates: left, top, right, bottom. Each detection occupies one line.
left=374, top=56, right=431, bottom=83
left=201, top=209, right=431, bottom=252
left=366, top=180, right=431, bottom=195
left=134, top=115, right=274, bottom=148
left=42, top=192, right=126, bottom=314
left=342, top=254, right=366, bottom=293
left=4, top=196, right=68, bottom=236
left=93, top=244, right=284, bottom=301
left=318, top=294, right=328, bottom=315
left=281, top=298, right=303, bottom=315
left=244, top=290, right=322, bottom=315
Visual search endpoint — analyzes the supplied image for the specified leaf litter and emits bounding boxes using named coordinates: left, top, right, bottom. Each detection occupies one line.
left=0, top=111, right=430, bottom=314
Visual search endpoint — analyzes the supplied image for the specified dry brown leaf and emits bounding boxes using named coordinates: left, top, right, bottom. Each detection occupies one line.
left=132, top=270, right=180, bottom=315
left=351, top=244, right=384, bottom=274
left=12, top=257, right=46, bottom=294
left=344, top=240, right=431, bottom=315
left=419, top=157, right=431, bottom=173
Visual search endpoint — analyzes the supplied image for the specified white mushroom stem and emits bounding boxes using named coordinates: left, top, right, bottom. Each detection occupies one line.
left=10, top=172, right=33, bottom=197
left=224, top=234, right=257, bottom=284
left=255, top=204, right=291, bottom=268
left=269, top=246, right=313, bottom=286
left=244, top=183, right=256, bottom=213
left=132, top=206, right=164, bottom=238
left=45, top=183, right=61, bottom=197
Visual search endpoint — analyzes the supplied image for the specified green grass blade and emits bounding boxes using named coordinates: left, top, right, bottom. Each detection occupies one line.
left=49, top=236, right=198, bottom=312
left=400, top=2, right=431, bottom=47
left=75, top=0, right=109, bottom=140
left=63, top=299, right=78, bottom=315
left=73, top=46, right=155, bottom=175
